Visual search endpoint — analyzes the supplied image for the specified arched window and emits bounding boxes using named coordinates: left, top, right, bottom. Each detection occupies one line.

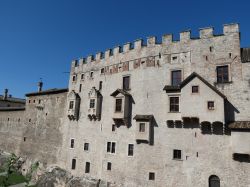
left=209, top=175, right=220, bottom=187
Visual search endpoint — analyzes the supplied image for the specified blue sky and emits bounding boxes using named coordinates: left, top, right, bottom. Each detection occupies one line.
left=0, top=0, right=249, bottom=98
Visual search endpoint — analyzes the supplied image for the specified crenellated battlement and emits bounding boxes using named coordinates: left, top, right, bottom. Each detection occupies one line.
left=71, top=23, right=239, bottom=68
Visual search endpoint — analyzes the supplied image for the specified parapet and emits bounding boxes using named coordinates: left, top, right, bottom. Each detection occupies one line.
left=70, top=23, right=240, bottom=68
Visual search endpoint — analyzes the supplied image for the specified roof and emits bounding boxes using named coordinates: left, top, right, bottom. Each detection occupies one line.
left=163, top=72, right=227, bottom=99
left=163, top=85, right=180, bottom=92
left=133, top=115, right=154, bottom=121
left=241, top=48, right=250, bottom=63
left=228, top=121, right=250, bottom=129
left=0, top=95, right=25, bottom=104
left=0, top=107, right=25, bottom=111
left=110, top=89, right=131, bottom=97
left=25, top=88, right=68, bottom=97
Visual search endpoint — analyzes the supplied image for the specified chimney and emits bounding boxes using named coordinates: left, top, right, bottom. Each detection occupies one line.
left=4, top=89, right=8, bottom=100
left=38, top=81, right=43, bottom=92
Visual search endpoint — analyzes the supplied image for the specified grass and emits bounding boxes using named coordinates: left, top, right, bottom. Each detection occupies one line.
left=0, top=171, right=28, bottom=186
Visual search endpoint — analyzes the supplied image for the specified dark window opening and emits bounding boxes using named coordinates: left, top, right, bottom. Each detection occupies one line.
left=107, top=142, right=116, bottom=153
left=115, top=99, right=122, bottom=112
left=72, top=75, right=76, bottom=82
left=101, top=68, right=105, bottom=74
left=107, top=142, right=111, bottom=152
left=69, top=101, right=74, bottom=109
left=123, top=76, right=130, bottom=90
left=89, top=99, right=95, bottom=109
left=171, top=70, right=182, bottom=86
left=38, top=100, right=41, bottom=104
left=23, top=137, right=26, bottom=142
left=81, top=74, right=85, bottom=80
left=112, top=124, right=116, bottom=132
left=84, top=143, right=89, bottom=151
left=79, top=84, right=82, bottom=92
left=192, top=86, right=199, bottom=93
left=139, top=123, right=146, bottom=132
left=209, top=46, right=214, bottom=52
left=33, top=100, right=35, bottom=103
left=172, top=56, right=178, bottom=60
left=99, top=81, right=103, bottom=90
left=71, top=159, right=76, bottom=170
left=70, top=139, right=74, bottom=148
left=128, top=144, right=134, bottom=156
left=111, top=142, right=116, bottom=153
left=233, top=153, right=250, bottom=162
left=216, top=65, right=229, bottom=83
left=7, top=118, right=9, bottom=121
left=107, top=162, right=112, bottom=170
left=170, top=97, right=179, bottom=112
left=29, top=119, right=31, bottom=122
left=90, top=72, right=94, bottom=78
left=149, top=172, right=155, bottom=180
left=208, top=101, right=214, bottom=110
left=28, top=100, right=31, bottom=103
left=85, top=162, right=90, bottom=173
left=173, top=149, right=181, bottom=159
left=229, top=53, right=232, bottom=58
left=209, top=175, right=220, bottom=187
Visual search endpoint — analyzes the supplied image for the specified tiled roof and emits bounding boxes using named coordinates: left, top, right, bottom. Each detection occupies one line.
left=0, top=95, right=25, bottom=103
left=25, top=88, right=68, bottom=97
left=228, top=121, right=250, bottom=129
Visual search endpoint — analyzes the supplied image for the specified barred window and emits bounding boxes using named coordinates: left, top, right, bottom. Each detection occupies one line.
left=216, top=65, right=229, bottom=83
left=170, top=97, right=179, bottom=112
left=89, top=99, right=95, bottom=108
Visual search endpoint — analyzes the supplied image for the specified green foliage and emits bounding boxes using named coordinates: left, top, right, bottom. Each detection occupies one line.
left=26, top=161, right=39, bottom=182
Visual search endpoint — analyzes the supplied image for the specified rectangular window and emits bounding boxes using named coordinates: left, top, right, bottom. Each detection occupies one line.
left=107, top=142, right=116, bottom=154
left=84, top=143, right=89, bottom=151
left=107, top=162, right=112, bottom=170
left=149, top=172, right=155, bottom=180
left=89, top=99, right=95, bottom=109
left=192, top=86, right=199, bottom=93
left=79, top=84, right=82, bottom=92
left=208, top=101, right=214, bottom=110
left=85, top=162, right=90, bottom=173
left=101, top=68, right=105, bottom=74
left=170, top=97, right=179, bottom=112
left=72, top=75, right=76, bottom=82
left=69, top=101, right=74, bottom=109
left=115, top=99, right=122, bottom=112
left=112, top=124, right=116, bottom=132
left=81, top=74, right=85, bottom=80
left=216, top=65, right=229, bottom=83
left=123, top=76, right=130, bottom=90
left=128, top=144, right=134, bottom=156
left=99, top=81, right=103, bottom=90
left=139, top=123, right=146, bottom=132
left=71, top=159, right=76, bottom=170
left=173, top=149, right=182, bottom=160
left=171, top=70, right=182, bottom=86
left=70, top=139, right=74, bottom=148
left=90, top=72, right=94, bottom=78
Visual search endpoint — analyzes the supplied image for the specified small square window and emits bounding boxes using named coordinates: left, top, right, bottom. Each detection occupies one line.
left=208, top=101, right=214, bottom=110
left=107, top=162, right=112, bottom=170
left=84, top=143, right=89, bottom=151
left=139, top=123, right=146, bottom=132
left=173, top=149, right=181, bottom=160
left=149, top=172, right=155, bottom=180
left=172, top=56, right=178, bottom=60
left=192, top=86, right=199, bottom=93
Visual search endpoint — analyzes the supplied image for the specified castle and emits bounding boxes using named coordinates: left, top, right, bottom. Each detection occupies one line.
left=0, top=23, right=249, bottom=187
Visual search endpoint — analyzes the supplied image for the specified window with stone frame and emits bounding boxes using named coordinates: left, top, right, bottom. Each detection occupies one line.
left=89, top=99, right=95, bottom=109
left=169, top=97, right=179, bottom=112
left=72, top=75, right=77, bottom=82
left=84, top=143, right=89, bottom=151
left=69, top=101, right=74, bottom=109
left=107, top=142, right=116, bottom=154
left=81, top=73, right=85, bottom=80
left=70, top=139, right=74, bottom=148
left=171, top=70, right=182, bottom=86
left=71, top=159, right=76, bottom=170
left=107, top=162, right=112, bottom=170
left=123, top=76, right=130, bottom=90
left=173, top=149, right=182, bottom=160
left=216, top=65, right=229, bottom=83
left=128, top=144, right=134, bottom=156
left=192, top=86, right=199, bottom=93
left=208, top=101, right=215, bottom=110
left=115, top=98, right=122, bottom=112
left=139, top=123, right=146, bottom=132
left=85, top=162, right=90, bottom=173
left=149, top=172, right=155, bottom=180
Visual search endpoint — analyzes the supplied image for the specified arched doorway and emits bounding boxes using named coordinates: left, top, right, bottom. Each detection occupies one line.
left=209, top=175, right=220, bottom=187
